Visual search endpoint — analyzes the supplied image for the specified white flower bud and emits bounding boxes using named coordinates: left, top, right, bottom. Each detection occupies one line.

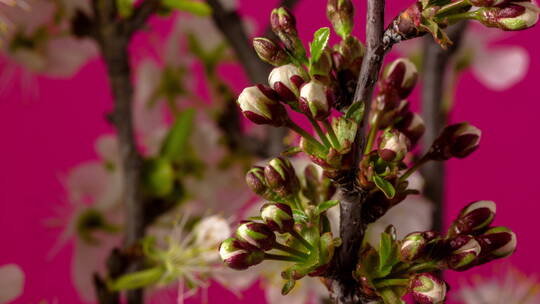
left=237, top=85, right=287, bottom=126
left=268, top=64, right=308, bottom=101
left=299, top=80, right=334, bottom=120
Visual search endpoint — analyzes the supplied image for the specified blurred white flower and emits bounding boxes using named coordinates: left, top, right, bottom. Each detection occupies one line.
left=396, top=24, right=529, bottom=91
left=456, top=267, right=540, bottom=304
left=0, top=264, right=24, bottom=303
left=0, top=0, right=97, bottom=78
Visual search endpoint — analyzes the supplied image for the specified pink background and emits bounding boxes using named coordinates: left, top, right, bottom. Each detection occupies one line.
left=1, top=0, right=539, bottom=303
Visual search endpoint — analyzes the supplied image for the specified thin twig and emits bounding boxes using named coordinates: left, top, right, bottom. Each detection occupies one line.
left=421, top=22, right=468, bottom=232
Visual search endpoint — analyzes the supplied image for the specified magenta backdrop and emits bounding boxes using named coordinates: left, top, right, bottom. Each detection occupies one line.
left=1, top=0, right=539, bottom=303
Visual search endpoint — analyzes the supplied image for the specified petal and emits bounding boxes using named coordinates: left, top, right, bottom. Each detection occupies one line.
left=65, top=162, right=109, bottom=205
left=72, top=233, right=121, bottom=302
left=95, top=134, right=119, bottom=165
left=0, top=264, right=24, bottom=303
left=472, top=46, right=529, bottom=91
left=44, top=37, right=97, bottom=78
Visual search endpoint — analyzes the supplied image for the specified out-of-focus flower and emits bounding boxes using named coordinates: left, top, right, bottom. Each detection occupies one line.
left=0, top=264, right=24, bottom=303
left=456, top=267, right=540, bottom=304
left=0, top=0, right=97, bottom=78
left=396, top=24, right=529, bottom=91
left=50, top=135, right=123, bottom=302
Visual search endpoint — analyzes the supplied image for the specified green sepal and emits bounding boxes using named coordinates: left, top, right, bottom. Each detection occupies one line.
left=292, top=209, right=309, bottom=223
left=315, top=200, right=339, bottom=215
left=161, top=0, right=212, bottom=16
left=373, top=175, right=396, bottom=199
left=160, top=109, right=196, bottom=162
left=318, top=232, right=335, bottom=265
left=309, top=27, right=331, bottom=69
left=109, top=266, right=165, bottom=291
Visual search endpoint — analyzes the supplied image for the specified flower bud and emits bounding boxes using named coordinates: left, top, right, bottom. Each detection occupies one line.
left=428, top=122, right=481, bottom=161
left=381, top=58, right=418, bottom=99
left=475, top=2, right=539, bottom=31
left=235, top=222, right=276, bottom=251
left=396, top=112, right=425, bottom=147
left=299, top=80, right=334, bottom=120
left=410, top=273, right=447, bottom=304
left=378, top=130, right=410, bottom=162
left=264, top=157, right=300, bottom=197
left=246, top=166, right=268, bottom=195
left=446, top=235, right=481, bottom=271
left=477, top=226, right=517, bottom=259
left=252, top=37, right=290, bottom=66
left=219, top=237, right=265, bottom=270
left=270, top=7, right=306, bottom=59
left=268, top=64, right=308, bottom=102
left=450, top=200, right=496, bottom=235
left=237, top=85, right=288, bottom=126
left=400, top=232, right=429, bottom=262
left=374, top=97, right=410, bottom=129
left=260, top=203, right=294, bottom=233
left=327, top=0, right=354, bottom=38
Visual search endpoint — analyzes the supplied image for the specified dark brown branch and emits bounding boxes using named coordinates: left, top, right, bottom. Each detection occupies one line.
left=421, top=22, right=468, bottom=232
left=328, top=1, right=388, bottom=303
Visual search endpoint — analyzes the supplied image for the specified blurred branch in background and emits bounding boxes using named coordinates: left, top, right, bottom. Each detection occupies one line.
left=207, top=0, right=302, bottom=157
left=421, top=22, right=468, bottom=232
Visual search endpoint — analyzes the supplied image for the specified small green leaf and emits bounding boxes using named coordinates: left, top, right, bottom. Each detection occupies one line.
left=378, top=232, right=393, bottom=276
left=373, top=175, right=396, bottom=199
left=345, top=102, right=365, bottom=123
left=316, top=200, right=339, bottom=215
left=160, top=109, right=196, bottom=161
left=162, top=0, right=212, bottom=16
left=309, top=27, right=330, bottom=65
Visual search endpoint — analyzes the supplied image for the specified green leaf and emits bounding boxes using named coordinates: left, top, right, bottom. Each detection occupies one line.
left=309, top=27, right=330, bottom=65
left=373, top=175, right=396, bottom=199
left=345, top=102, right=365, bottom=123
left=315, top=200, right=339, bottom=215
left=378, top=232, right=394, bottom=277
left=116, top=0, right=134, bottom=17
left=333, top=116, right=358, bottom=150
left=161, top=0, right=212, bottom=16
left=160, top=109, right=196, bottom=162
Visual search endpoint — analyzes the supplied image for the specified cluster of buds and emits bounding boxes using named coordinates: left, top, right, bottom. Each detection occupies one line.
left=398, top=200, right=516, bottom=273
left=246, top=157, right=301, bottom=199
